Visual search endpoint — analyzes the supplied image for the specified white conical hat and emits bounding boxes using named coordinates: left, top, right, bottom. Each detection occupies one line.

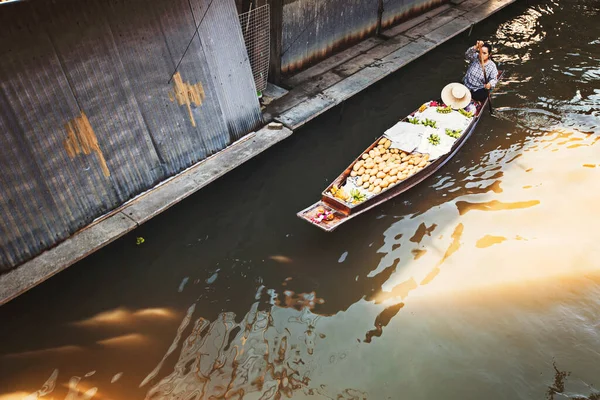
left=441, top=82, right=472, bottom=109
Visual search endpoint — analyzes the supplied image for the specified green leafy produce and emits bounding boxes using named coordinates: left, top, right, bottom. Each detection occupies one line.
left=459, top=108, right=474, bottom=118
left=422, top=118, right=438, bottom=128
left=428, top=134, right=441, bottom=146
left=436, top=106, right=453, bottom=114
left=350, top=189, right=367, bottom=203
left=445, top=128, right=462, bottom=139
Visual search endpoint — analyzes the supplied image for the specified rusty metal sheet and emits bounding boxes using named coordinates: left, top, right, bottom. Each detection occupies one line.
left=0, top=0, right=261, bottom=272
left=0, top=4, right=121, bottom=270
left=281, top=0, right=446, bottom=75
left=104, top=0, right=230, bottom=173
left=194, top=0, right=264, bottom=140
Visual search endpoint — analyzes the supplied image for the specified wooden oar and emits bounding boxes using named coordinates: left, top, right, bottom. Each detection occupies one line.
left=478, top=44, right=494, bottom=114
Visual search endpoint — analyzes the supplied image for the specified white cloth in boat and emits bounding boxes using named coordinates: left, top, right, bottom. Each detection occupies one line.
left=344, top=177, right=375, bottom=199
left=383, top=121, right=426, bottom=153
left=414, top=106, right=472, bottom=132
left=416, top=126, right=457, bottom=160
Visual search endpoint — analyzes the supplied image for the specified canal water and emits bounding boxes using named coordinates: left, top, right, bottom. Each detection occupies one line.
left=1, top=0, right=599, bottom=399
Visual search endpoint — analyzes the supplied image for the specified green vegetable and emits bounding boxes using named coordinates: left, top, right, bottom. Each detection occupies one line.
left=428, top=134, right=441, bottom=146
left=422, top=118, right=438, bottom=128
left=459, top=108, right=473, bottom=118
left=350, top=189, right=367, bottom=203
left=445, top=128, right=462, bottom=139
left=436, top=106, right=453, bottom=114
left=408, top=117, right=420, bottom=124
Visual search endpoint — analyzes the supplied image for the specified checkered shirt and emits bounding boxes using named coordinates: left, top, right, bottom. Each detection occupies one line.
left=463, top=47, right=498, bottom=91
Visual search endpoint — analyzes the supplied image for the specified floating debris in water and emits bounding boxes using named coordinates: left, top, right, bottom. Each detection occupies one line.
left=178, top=277, right=189, bottom=293
left=338, top=251, right=348, bottom=263
left=111, top=372, right=123, bottom=383
left=269, top=255, right=293, bottom=264
left=206, top=271, right=219, bottom=284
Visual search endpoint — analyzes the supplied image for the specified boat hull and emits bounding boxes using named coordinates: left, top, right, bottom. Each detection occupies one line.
left=297, top=75, right=501, bottom=232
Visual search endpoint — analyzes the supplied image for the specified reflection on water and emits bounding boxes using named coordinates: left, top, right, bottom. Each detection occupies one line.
left=375, top=127, right=599, bottom=297
left=475, top=235, right=507, bottom=248
left=11, top=370, right=58, bottom=400
left=141, top=289, right=364, bottom=399
left=547, top=362, right=600, bottom=400
left=455, top=199, right=540, bottom=215
left=96, top=334, right=150, bottom=348
left=2, top=0, right=600, bottom=398
left=72, top=308, right=177, bottom=328
left=136, top=120, right=599, bottom=398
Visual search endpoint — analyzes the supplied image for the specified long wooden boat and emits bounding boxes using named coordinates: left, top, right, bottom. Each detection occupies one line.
left=297, top=74, right=503, bottom=232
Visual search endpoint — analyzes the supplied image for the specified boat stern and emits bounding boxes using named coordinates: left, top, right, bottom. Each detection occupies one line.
left=296, top=201, right=349, bottom=232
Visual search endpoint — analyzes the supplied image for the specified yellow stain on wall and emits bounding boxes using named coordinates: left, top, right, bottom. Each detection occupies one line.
left=63, top=111, right=110, bottom=177
left=168, top=72, right=206, bottom=127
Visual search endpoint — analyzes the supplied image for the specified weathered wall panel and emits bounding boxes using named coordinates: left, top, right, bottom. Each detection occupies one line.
left=41, top=0, right=165, bottom=200
left=194, top=0, right=264, bottom=140
left=105, top=0, right=230, bottom=172
left=0, top=6, right=121, bottom=269
left=0, top=0, right=262, bottom=272
left=281, top=0, right=446, bottom=74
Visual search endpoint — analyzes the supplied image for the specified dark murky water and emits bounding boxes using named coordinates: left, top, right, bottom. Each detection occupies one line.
left=1, top=0, right=600, bottom=399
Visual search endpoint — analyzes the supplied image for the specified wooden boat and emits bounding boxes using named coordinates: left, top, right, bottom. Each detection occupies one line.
left=297, top=74, right=502, bottom=232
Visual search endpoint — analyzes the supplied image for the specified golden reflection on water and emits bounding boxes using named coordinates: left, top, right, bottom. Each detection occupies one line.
left=139, top=294, right=368, bottom=400
left=373, top=128, right=599, bottom=307
left=61, top=378, right=98, bottom=400
left=96, top=334, right=150, bottom=348
left=0, top=394, right=31, bottom=400
left=72, top=309, right=130, bottom=326
left=420, top=222, right=463, bottom=286
left=72, top=308, right=177, bottom=327
left=475, top=235, right=507, bottom=248
left=455, top=199, right=540, bottom=215
left=3, top=345, right=84, bottom=360
left=268, top=255, right=294, bottom=264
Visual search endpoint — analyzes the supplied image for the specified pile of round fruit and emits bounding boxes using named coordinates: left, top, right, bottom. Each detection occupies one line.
left=347, top=137, right=431, bottom=196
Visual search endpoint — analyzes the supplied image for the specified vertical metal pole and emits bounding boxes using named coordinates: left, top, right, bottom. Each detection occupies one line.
left=376, top=0, right=384, bottom=36
left=268, top=0, right=283, bottom=84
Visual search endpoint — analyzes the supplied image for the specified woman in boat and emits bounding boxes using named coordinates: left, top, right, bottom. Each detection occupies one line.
left=463, top=40, right=498, bottom=102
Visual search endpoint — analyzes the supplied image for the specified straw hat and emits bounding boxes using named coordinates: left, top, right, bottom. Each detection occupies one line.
left=441, top=83, right=471, bottom=109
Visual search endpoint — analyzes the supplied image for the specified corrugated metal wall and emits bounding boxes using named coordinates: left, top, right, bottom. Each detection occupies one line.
left=0, top=0, right=262, bottom=272
left=281, top=0, right=446, bottom=74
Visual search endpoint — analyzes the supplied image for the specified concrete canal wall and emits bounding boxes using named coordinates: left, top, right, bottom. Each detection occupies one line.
left=0, top=0, right=261, bottom=272
left=0, top=0, right=517, bottom=305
